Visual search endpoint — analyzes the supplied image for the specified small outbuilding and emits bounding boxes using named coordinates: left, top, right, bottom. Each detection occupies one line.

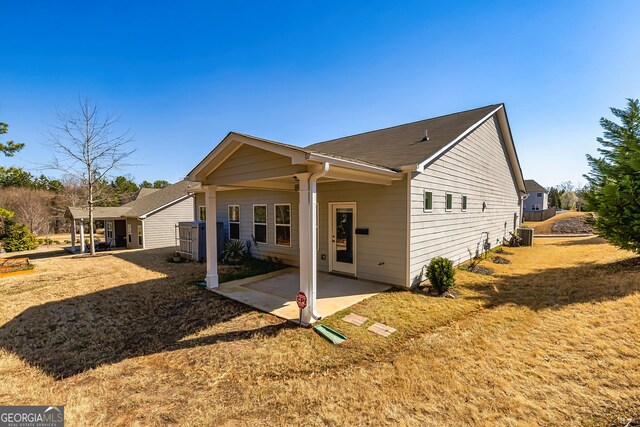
left=65, top=181, right=200, bottom=252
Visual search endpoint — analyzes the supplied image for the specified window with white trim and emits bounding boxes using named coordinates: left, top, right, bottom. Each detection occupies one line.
left=461, top=195, right=468, bottom=211
left=423, top=191, right=433, bottom=212
left=445, top=193, right=453, bottom=211
left=127, top=224, right=132, bottom=243
left=198, top=206, right=206, bottom=221
left=228, top=205, right=240, bottom=240
left=137, top=225, right=143, bottom=246
left=275, top=204, right=291, bottom=247
left=253, top=204, right=267, bottom=243
left=106, top=222, right=113, bottom=240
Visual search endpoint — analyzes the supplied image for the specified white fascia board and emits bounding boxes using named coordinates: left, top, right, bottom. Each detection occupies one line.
left=306, top=153, right=400, bottom=177
left=416, top=105, right=503, bottom=171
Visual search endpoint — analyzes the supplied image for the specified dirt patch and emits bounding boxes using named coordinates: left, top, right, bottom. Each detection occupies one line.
left=492, top=256, right=511, bottom=265
left=465, top=265, right=494, bottom=275
left=551, top=214, right=594, bottom=234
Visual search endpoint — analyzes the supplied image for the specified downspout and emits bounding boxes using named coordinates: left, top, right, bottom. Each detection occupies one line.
left=308, top=162, right=329, bottom=320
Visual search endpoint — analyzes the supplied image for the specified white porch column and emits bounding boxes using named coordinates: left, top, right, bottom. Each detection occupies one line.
left=296, top=173, right=313, bottom=325
left=204, top=185, right=219, bottom=289
left=71, top=220, right=77, bottom=252
left=79, top=219, right=85, bottom=254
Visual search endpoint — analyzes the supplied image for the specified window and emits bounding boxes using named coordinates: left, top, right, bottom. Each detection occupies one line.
left=253, top=205, right=267, bottom=243
left=536, top=192, right=543, bottom=197
left=127, top=224, right=132, bottom=243
left=137, top=225, right=143, bottom=246
left=461, top=195, right=468, bottom=211
left=106, top=222, right=113, bottom=240
left=228, top=205, right=240, bottom=240
left=198, top=206, right=206, bottom=221
left=532, top=204, right=541, bottom=211
left=275, top=204, right=291, bottom=246
left=423, top=191, right=433, bottom=212
left=445, top=193, right=453, bottom=211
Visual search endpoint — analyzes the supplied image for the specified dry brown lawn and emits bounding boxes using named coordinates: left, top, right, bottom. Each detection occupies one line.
left=0, top=239, right=639, bottom=426
left=523, top=210, right=591, bottom=234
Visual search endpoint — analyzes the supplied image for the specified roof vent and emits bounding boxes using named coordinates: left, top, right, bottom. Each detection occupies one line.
left=421, top=129, right=429, bottom=141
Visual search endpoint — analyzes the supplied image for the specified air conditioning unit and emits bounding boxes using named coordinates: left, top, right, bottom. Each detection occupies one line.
left=517, top=227, right=534, bottom=246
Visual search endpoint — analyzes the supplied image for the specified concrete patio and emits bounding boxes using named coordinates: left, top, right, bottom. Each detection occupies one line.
left=211, top=268, right=391, bottom=323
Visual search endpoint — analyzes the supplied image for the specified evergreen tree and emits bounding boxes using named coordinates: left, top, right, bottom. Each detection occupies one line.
left=584, top=98, right=640, bottom=253
left=0, top=122, right=24, bottom=157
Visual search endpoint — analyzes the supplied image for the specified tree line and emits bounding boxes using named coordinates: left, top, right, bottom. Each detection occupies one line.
left=546, top=181, right=587, bottom=211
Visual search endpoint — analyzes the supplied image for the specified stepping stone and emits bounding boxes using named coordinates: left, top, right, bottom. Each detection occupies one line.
left=342, top=313, right=368, bottom=326
left=367, top=322, right=396, bottom=337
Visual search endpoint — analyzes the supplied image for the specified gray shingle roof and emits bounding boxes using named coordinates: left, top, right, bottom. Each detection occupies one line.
left=66, top=181, right=199, bottom=220
left=65, top=206, right=131, bottom=220
left=524, top=179, right=547, bottom=193
left=305, top=104, right=501, bottom=170
left=122, top=180, right=199, bottom=218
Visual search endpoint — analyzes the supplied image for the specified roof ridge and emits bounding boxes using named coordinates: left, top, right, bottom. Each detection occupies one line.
left=306, top=104, right=502, bottom=148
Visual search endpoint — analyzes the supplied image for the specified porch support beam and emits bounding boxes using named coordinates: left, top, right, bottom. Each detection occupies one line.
left=71, top=220, right=77, bottom=252
left=79, top=220, right=85, bottom=254
left=296, top=173, right=313, bottom=325
left=205, top=185, right=219, bottom=289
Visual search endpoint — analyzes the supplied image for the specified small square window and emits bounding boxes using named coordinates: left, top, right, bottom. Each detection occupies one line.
left=423, top=191, right=433, bottom=211
left=537, top=192, right=543, bottom=197
left=462, top=195, right=468, bottom=211
left=445, top=193, right=453, bottom=211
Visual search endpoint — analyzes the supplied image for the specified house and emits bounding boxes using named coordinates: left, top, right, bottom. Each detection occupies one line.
left=188, top=104, right=526, bottom=324
left=65, top=180, right=200, bottom=252
left=523, top=179, right=548, bottom=212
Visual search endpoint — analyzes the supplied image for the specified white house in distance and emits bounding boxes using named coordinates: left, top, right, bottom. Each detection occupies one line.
left=523, top=179, right=549, bottom=212
left=65, top=180, right=200, bottom=252
left=188, top=104, right=526, bottom=324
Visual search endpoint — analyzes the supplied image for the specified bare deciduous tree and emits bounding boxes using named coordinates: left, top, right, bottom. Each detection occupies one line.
left=0, top=187, right=53, bottom=235
left=47, top=98, right=134, bottom=255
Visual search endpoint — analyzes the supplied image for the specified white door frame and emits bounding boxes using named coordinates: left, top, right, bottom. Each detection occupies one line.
left=328, top=202, right=357, bottom=276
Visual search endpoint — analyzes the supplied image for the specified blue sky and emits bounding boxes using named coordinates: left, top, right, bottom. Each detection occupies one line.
left=2, top=1, right=639, bottom=188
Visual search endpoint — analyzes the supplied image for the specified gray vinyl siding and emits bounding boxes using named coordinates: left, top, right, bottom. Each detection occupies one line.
left=215, top=189, right=300, bottom=266
left=126, top=218, right=143, bottom=249
left=316, top=179, right=407, bottom=286
left=409, top=115, right=521, bottom=286
left=143, top=196, right=195, bottom=249
left=213, top=179, right=407, bottom=286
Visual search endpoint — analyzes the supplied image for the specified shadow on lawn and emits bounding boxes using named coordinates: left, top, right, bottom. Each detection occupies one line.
left=2, top=248, right=70, bottom=261
left=466, top=258, right=640, bottom=311
left=0, top=275, right=293, bottom=379
left=544, top=235, right=605, bottom=247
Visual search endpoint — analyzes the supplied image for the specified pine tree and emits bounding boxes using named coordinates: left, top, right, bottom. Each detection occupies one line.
left=584, top=98, right=640, bottom=253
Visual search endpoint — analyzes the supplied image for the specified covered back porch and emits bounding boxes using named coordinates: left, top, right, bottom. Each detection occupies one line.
left=188, top=133, right=406, bottom=325
left=65, top=207, right=130, bottom=253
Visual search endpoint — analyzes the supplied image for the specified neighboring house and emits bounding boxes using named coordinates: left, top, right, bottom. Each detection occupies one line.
left=188, top=104, right=527, bottom=324
left=65, top=180, right=200, bottom=252
left=523, top=179, right=548, bottom=212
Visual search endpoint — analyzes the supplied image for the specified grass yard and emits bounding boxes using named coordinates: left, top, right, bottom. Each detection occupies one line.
left=0, top=238, right=639, bottom=426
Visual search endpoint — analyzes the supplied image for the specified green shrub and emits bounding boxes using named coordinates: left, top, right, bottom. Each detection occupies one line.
left=222, top=239, right=247, bottom=264
left=3, top=223, right=38, bottom=252
left=426, top=257, right=455, bottom=294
